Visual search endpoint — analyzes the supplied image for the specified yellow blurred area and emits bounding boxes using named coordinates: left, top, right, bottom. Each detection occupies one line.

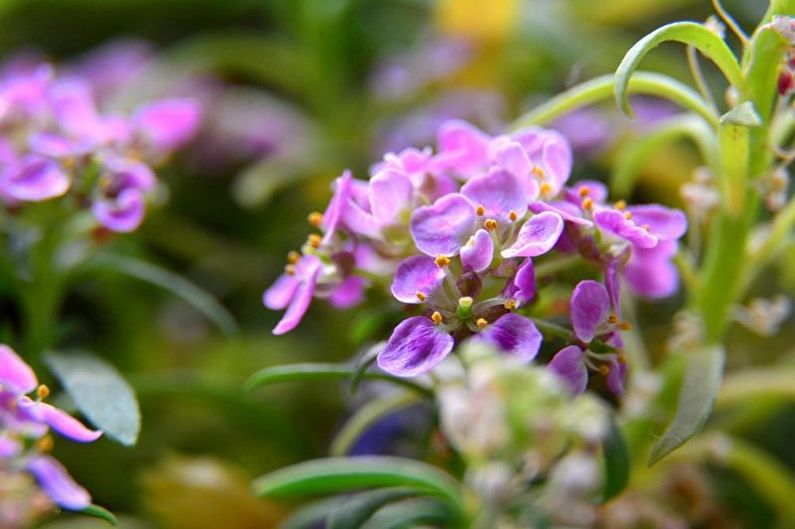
left=435, top=0, right=518, bottom=43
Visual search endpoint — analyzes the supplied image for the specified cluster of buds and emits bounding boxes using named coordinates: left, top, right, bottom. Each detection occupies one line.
left=0, top=345, right=101, bottom=523
left=0, top=61, right=200, bottom=232
left=264, top=119, right=686, bottom=391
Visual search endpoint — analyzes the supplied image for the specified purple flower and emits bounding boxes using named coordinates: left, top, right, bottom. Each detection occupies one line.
left=461, top=168, right=528, bottom=223
left=0, top=156, right=69, bottom=202
left=501, top=211, right=564, bottom=258
left=27, top=456, right=91, bottom=510
left=133, top=98, right=201, bottom=153
left=92, top=157, right=156, bottom=232
left=391, top=255, right=447, bottom=304
left=473, top=313, right=542, bottom=362
left=548, top=345, right=589, bottom=394
left=570, top=280, right=610, bottom=343
left=593, top=204, right=686, bottom=249
left=410, top=193, right=477, bottom=257
left=264, top=254, right=324, bottom=335
left=377, top=316, right=455, bottom=377
left=623, top=240, right=680, bottom=298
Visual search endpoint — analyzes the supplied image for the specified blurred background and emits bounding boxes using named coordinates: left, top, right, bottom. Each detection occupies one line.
left=2, top=0, right=789, bottom=527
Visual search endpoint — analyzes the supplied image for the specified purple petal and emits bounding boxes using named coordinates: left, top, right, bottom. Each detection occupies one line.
left=410, top=193, right=476, bottom=256
left=592, top=208, right=657, bottom=248
left=0, top=344, right=37, bottom=394
left=263, top=273, right=299, bottom=310
left=537, top=131, right=572, bottom=195
left=604, top=261, right=621, bottom=315
left=623, top=241, right=680, bottom=299
left=606, top=359, right=627, bottom=394
left=369, top=168, right=413, bottom=224
left=391, top=255, right=446, bottom=304
left=529, top=200, right=593, bottom=226
left=377, top=316, right=454, bottom=377
left=134, top=98, right=201, bottom=152
left=40, top=403, right=102, bottom=442
left=461, top=168, right=528, bottom=222
left=27, top=456, right=91, bottom=510
left=1, top=156, right=70, bottom=201
left=626, top=204, right=687, bottom=241
left=570, top=280, right=610, bottom=343
left=436, top=119, right=490, bottom=177
left=475, top=313, right=542, bottom=362
left=501, top=211, right=564, bottom=258
left=460, top=229, right=494, bottom=273
left=563, top=180, right=608, bottom=204
left=489, top=136, right=535, bottom=194
left=0, top=434, right=21, bottom=457
left=92, top=188, right=146, bottom=233
left=49, top=79, right=100, bottom=138
left=103, top=157, right=156, bottom=192
left=29, top=132, right=91, bottom=158
left=272, top=255, right=323, bottom=335
left=502, top=259, right=536, bottom=306
left=329, top=276, right=366, bottom=308
left=323, top=170, right=356, bottom=243
left=548, top=345, right=588, bottom=394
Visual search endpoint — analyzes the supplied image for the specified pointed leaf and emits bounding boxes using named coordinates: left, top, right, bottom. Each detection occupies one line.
left=328, top=488, right=418, bottom=529
left=615, top=22, right=743, bottom=117
left=330, top=393, right=420, bottom=457
left=601, top=419, right=630, bottom=501
left=79, top=504, right=118, bottom=526
left=45, top=351, right=141, bottom=447
left=648, top=346, right=725, bottom=465
left=362, top=499, right=450, bottom=529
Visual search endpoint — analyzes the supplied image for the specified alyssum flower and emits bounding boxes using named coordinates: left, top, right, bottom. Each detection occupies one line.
left=264, top=119, right=687, bottom=387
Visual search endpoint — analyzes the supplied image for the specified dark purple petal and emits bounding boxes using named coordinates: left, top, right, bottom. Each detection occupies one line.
left=329, top=276, right=366, bottom=308
left=548, top=345, right=588, bottom=394
left=377, top=316, right=454, bottom=377
left=92, top=188, right=146, bottom=232
left=40, top=403, right=102, bottom=442
left=623, top=241, right=680, bottom=298
left=502, top=259, right=536, bottom=306
left=263, top=273, right=299, bottom=310
left=475, top=313, right=542, bottom=362
left=391, top=255, right=446, bottom=304
left=592, top=208, right=657, bottom=248
left=27, top=456, right=91, bottom=510
left=410, top=193, right=476, bottom=256
left=501, top=211, right=564, bottom=258
left=606, top=359, right=627, bottom=394
left=272, top=255, right=323, bottom=335
left=134, top=98, right=201, bottom=152
left=570, top=280, right=610, bottom=343
left=369, top=168, right=413, bottom=224
left=604, top=261, right=621, bottom=316
left=0, top=344, right=37, bottom=394
left=460, top=229, right=494, bottom=273
left=626, top=204, right=687, bottom=241
left=0, top=156, right=69, bottom=202
left=461, top=168, right=528, bottom=222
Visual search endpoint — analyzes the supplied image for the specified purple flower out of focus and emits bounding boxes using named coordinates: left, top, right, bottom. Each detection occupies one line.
left=0, top=60, right=201, bottom=232
left=264, top=118, right=687, bottom=387
left=0, top=345, right=101, bottom=511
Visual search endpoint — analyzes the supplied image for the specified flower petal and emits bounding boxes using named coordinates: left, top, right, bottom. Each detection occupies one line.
left=134, top=98, right=201, bottom=152
left=436, top=119, right=490, bottom=177
left=501, top=211, right=564, bottom=258
left=263, top=273, right=299, bottom=310
left=410, top=193, right=476, bottom=256
left=1, top=156, right=70, bottom=202
left=92, top=188, right=146, bottom=232
left=606, top=359, right=627, bottom=395
left=460, top=229, right=494, bottom=273
left=626, top=204, right=687, bottom=241
left=592, top=207, right=657, bottom=248
left=502, top=259, right=536, bottom=306
left=529, top=200, right=593, bottom=226
left=329, top=276, right=366, bottom=308
left=623, top=241, right=680, bottom=299
left=548, top=345, right=588, bottom=394
left=272, top=255, right=323, bottom=335
left=0, top=344, right=37, bottom=394
left=40, top=403, right=102, bottom=442
left=377, top=316, right=454, bottom=377
left=570, top=280, right=610, bottom=343
left=369, top=168, right=414, bottom=225
left=475, top=313, right=542, bottom=362
left=27, top=456, right=91, bottom=510
left=461, top=168, right=528, bottom=223
left=391, top=255, right=446, bottom=304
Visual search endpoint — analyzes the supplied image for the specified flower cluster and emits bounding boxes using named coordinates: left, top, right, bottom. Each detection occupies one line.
left=0, top=345, right=101, bottom=522
left=0, top=60, right=200, bottom=232
left=264, top=119, right=686, bottom=388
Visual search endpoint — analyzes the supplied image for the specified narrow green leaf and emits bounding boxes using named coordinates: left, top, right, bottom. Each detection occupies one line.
left=252, top=456, right=463, bottom=515
left=601, top=419, right=630, bottom=502
left=330, top=393, right=421, bottom=457
left=327, top=488, right=418, bottom=529
left=362, top=499, right=450, bottom=529
left=87, top=253, right=238, bottom=336
left=648, top=346, right=725, bottom=465
left=512, top=71, right=718, bottom=130
left=280, top=498, right=343, bottom=529
left=46, top=351, right=141, bottom=446
left=244, top=363, right=433, bottom=398
left=78, top=504, right=118, bottom=526
left=350, top=342, right=385, bottom=395
left=615, top=22, right=743, bottom=117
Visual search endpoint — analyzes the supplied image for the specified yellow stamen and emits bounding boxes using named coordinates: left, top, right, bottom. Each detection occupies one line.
left=617, top=352, right=627, bottom=364
left=36, top=384, right=50, bottom=400
left=532, top=165, right=546, bottom=179
left=540, top=182, right=553, bottom=196
left=578, top=186, right=590, bottom=197
left=475, top=205, right=486, bottom=216
left=504, top=299, right=517, bottom=310
left=307, top=234, right=322, bottom=248
left=36, top=435, right=53, bottom=453
left=581, top=198, right=593, bottom=211
left=508, top=210, right=518, bottom=222
left=599, top=364, right=611, bottom=375
left=607, top=313, right=618, bottom=324
left=435, top=255, right=450, bottom=268
left=613, top=200, right=626, bottom=210
left=431, top=311, right=444, bottom=325
left=416, top=291, right=427, bottom=302
left=484, top=218, right=498, bottom=231
left=287, top=251, right=300, bottom=264
left=476, top=318, right=488, bottom=329
left=285, top=264, right=296, bottom=275
left=619, top=321, right=632, bottom=331
left=624, top=211, right=633, bottom=220
left=307, top=211, right=324, bottom=227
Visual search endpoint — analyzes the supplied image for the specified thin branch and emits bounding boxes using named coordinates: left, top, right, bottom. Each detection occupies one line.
left=712, top=0, right=750, bottom=47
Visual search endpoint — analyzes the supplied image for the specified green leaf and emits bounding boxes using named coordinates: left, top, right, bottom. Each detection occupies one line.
left=361, top=499, right=450, bottom=529
left=327, top=488, right=419, bottom=529
left=78, top=504, right=118, bottom=526
left=252, top=456, right=463, bottom=515
left=330, top=393, right=421, bottom=457
left=280, top=498, right=343, bottom=529
left=244, top=363, right=433, bottom=398
left=648, top=346, right=725, bottom=465
left=87, top=253, right=238, bottom=336
left=615, top=22, right=743, bottom=117
left=601, top=419, right=630, bottom=502
left=46, top=351, right=141, bottom=446
left=350, top=342, right=385, bottom=395
left=512, top=71, right=719, bottom=130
